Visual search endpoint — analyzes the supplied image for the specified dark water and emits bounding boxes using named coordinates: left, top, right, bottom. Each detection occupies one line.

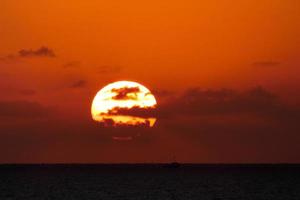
left=0, top=164, right=300, bottom=200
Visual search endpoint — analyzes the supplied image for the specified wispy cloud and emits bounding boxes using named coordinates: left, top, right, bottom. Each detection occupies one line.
left=157, top=86, right=280, bottom=117
left=111, top=87, right=140, bottom=100
left=63, top=61, right=81, bottom=68
left=69, top=80, right=87, bottom=88
left=18, top=46, right=56, bottom=58
left=0, top=46, right=56, bottom=61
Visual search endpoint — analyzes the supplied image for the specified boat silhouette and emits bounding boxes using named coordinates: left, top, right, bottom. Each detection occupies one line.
left=164, top=157, right=180, bottom=168
left=165, top=161, right=180, bottom=169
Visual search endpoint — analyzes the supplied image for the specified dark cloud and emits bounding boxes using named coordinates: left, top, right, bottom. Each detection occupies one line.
left=18, top=46, right=56, bottom=57
left=152, top=86, right=300, bottom=162
left=111, top=87, right=140, bottom=100
left=70, top=80, right=87, bottom=88
left=0, top=100, right=53, bottom=118
left=97, top=117, right=154, bottom=129
left=108, top=106, right=156, bottom=118
left=63, top=61, right=81, bottom=68
left=104, top=86, right=298, bottom=126
left=253, top=61, right=281, bottom=67
left=156, top=86, right=282, bottom=118
left=152, top=89, right=175, bottom=99
left=0, top=47, right=56, bottom=61
left=0, top=87, right=299, bottom=163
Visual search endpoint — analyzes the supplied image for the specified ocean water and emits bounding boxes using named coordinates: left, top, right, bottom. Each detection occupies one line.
left=0, top=164, right=299, bottom=200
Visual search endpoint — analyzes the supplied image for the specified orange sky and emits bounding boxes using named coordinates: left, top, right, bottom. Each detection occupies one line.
left=1, top=0, right=300, bottom=163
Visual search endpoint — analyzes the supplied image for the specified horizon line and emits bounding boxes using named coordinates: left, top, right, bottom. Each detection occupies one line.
left=0, top=163, right=300, bottom=165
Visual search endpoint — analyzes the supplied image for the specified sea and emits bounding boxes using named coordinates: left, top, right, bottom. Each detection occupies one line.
left=0, top=164, right=299, bottom=199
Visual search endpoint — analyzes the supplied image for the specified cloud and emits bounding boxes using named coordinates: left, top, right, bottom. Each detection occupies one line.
left=108, top=106, right=156, bottom=118
left=151, top=86, right=300, bottom=162
left=156, top=86, right=282, bottom=118
left=253, top=61, right=281, bottom=67
left=96, top=85, right=298, bottom=127
left=63, top=61, right=81, bottom=68
left=70, top=80, right=87, bottom=88
left=0, top=87, right=299, bottom=163
left=111, top=87, right=140, bottom=100
left=18, top=46, right=56, bottom=57
left=0, top=100, right=53, bottom=118
left=152, top=89, right=175, bottom=99
left=0, top=47, right=56, bottom=61
left=107, top=86, right=296, bottom=122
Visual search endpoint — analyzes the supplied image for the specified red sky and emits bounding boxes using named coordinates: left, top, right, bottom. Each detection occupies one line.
left=0, top=0, right=300, bottom=163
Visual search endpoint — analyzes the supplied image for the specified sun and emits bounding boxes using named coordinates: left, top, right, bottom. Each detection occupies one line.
left=91, top=81, right=157, bottom=127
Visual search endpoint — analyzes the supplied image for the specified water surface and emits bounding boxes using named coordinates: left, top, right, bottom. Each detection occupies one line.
left=1, top=164, right=299, bottom=199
